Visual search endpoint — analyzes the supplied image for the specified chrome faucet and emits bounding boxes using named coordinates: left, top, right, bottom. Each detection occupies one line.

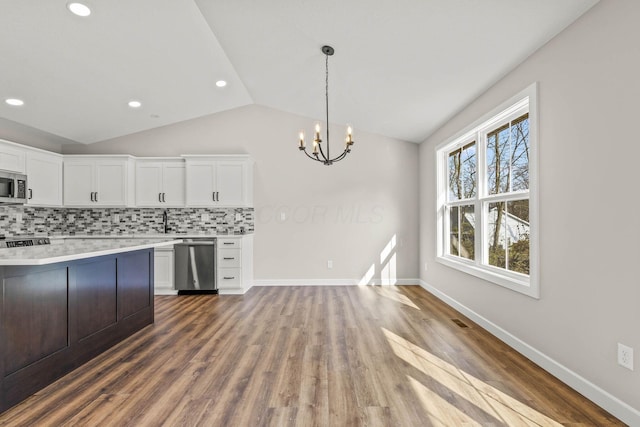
left=162, top=210, right=169, bottom=234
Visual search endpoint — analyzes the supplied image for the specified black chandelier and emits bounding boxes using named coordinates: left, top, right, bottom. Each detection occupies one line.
left=298, top=45, right=354, bottom=165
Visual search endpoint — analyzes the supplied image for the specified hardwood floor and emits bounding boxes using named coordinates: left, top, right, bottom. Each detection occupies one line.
left=0, top=286, right=624, bottom=426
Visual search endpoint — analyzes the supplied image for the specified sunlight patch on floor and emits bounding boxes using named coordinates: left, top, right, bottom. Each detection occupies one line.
left=382, top=327, right=563, bottom=426
left=372, top=286, right=420, bottom=310
left=408, top=375, right=483, bottom=426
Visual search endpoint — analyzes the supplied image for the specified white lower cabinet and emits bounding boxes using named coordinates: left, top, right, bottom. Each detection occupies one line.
left=154, top=247, right=176, bottom=295
left=217, top=235, right=253, bottom=295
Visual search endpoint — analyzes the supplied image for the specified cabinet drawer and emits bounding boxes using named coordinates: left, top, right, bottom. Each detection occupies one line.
left=218, top=249, right=241, bottom=268
left=218, top=268, right=241, bottom=288
left=218, top=238, right=241, bottom=249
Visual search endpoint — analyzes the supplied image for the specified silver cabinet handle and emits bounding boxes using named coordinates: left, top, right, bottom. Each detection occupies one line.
left=223, top=242, right=234, bottom=245
left=159, top=193, right=162, bottom=202
left=223, top=276, right=235, bottom=280
left=95, top=192, right=98, bottom=202
left=223, top=257, right=235, bottom=260
left=28, top=188, right=33, bottom=199
left=162, top=193, right=166, bottom=202
left=90, top=192, right=94, bottom=202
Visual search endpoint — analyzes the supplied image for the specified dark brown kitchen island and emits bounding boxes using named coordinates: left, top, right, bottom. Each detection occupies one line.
left=0, top=238, right=179, bottom=413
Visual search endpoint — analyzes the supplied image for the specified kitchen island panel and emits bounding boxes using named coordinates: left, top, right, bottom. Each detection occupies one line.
left=75, top=257, right=118, bottom=341
left=119, top=249, right=153, bottom=319
left=2, top=266, right=68, bottom=375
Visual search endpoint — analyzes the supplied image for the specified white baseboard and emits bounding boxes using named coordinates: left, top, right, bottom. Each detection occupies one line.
left=418, top=280, right=640, bottom=426
left=218, top=289, right=246, bottom=295
left=253, top=278, right=421, bottom=287
left=154, top=289, right=178, bottom=296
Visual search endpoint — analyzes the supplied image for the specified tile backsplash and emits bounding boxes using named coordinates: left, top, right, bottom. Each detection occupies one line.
left=0, top=206, right=254, bottom=237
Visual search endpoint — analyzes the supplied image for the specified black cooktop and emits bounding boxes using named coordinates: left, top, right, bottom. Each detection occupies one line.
left=0, top=237, right=51, bottom=248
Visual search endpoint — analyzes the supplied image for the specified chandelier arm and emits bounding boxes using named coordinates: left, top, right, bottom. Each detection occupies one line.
left=317, top=141, right=329, bottom=162
left=301, top=148, right=325, bottom=162
left=332, top=148, right=350, bottom=163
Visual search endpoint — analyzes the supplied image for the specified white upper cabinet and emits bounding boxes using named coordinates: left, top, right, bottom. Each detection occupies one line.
left=135, top=159, right=185, bottom=207
left=25, top=149, right=63, bottom=206
left=64, top=156, right=135, bottom=207
left=184, top=155, right=253, bottom=207
left=0, top=139, right=26, bottom=173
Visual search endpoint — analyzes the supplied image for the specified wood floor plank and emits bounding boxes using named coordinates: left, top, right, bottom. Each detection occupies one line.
left=0, top=286, right=625, bottom=426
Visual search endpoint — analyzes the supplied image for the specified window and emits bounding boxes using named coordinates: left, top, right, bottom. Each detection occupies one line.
left=436, top=83, right=538, bottom=298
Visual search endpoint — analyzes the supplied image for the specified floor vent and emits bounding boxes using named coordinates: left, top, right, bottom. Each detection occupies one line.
left=451, top=318, right=469, bottom=328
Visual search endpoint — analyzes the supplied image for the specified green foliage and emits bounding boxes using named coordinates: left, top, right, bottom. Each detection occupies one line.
left=489, top=235, right=529, bottom=274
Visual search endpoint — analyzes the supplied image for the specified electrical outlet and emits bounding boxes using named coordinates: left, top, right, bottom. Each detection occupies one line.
left=618, top=343, right=634, bottom=370
left=113, top=214, right=120, bottom=223
left=201, top=213, right=210, bottom=222
left=131, top=213, right=137, bottom=221
left=327, top=260, right=333, bottom=269
left=235, top=213, right=243, bottom=221
left=424, top=262, right=428, bottom=271
left=280, top=212, right=286, bottom=221
left=15, top=213, right=22, bottom=223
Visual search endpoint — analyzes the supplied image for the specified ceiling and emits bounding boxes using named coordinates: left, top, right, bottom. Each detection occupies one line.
left=0, top=0, right=598, bottom=145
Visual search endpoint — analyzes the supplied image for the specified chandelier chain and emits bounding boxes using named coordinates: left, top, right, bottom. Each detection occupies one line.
left=325, top=52, right=330, bottom=160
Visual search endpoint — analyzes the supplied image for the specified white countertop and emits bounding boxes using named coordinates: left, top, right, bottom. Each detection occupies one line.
left=57, top=234, right=248, bottom=239
left=0, top=238, right=183, bottom=266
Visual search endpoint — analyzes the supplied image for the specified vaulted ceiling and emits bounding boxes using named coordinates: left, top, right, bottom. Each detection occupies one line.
left=0, top=0, right=598, bottom=145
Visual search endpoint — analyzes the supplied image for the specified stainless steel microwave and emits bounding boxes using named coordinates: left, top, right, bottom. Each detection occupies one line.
left=0, top=170, right=27, bottom=204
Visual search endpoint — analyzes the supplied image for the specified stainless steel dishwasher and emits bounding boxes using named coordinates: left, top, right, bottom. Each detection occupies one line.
left=174, top=238, right=217, bottom=294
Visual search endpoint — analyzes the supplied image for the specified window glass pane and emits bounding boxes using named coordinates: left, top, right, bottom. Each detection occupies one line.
left=487, top=202, right=506, bottom=268
left=506, top=200, right=530, bottom=274
left=461, top=142, right=477, bottom=198
left=448, top=142, right=476, bottom=200
left=511, top=114, right=529, bottom=192
left=448, top=149, right=461, bottom=201
left=449, top=206, right=459, bottom=256
left=460, top=205, right=475, bottom=260
left=487, top=123, right=510, bottom=195
left=448, top=205, right=475, bottom=260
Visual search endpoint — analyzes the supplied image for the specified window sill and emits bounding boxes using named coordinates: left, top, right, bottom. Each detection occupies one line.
left=436, top=255, right=539, bottom=299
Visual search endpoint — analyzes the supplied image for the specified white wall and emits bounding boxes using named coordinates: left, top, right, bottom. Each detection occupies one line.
left=63, top=104, right=420, bottom=284
left=419, top=0, right=639, bottom=422
left=0, top=117, right=65, bottom=153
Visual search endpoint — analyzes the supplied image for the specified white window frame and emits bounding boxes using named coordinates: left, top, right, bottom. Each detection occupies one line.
left=436, top=83, right=539, bottom=298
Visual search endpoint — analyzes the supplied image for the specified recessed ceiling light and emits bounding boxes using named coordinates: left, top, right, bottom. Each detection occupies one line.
left=5, top=98, right=24, bottom=107
left=67, top=2, right=91, bottom=17
left=128, top=100, right=142, bottom=108
left=215, top=80, right=227, bottom=88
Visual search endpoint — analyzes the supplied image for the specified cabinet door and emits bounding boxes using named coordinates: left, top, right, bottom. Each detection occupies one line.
left=136, top=163, right=163, bottom=207
left=185, top=162, right=215, bottom=206
left=216, top=161, right=247, bottom=206
left=162, top=163, right=185, bottom=206
left=95, top=161, right=127, bottom=206
left=64, top=161, right=94, bottom=205
left=26, top=152, right=63, bottom=206
left=154, top=249, right=174, bottom=294
left=0, top=142, right=26, bottom=173
left=217, top=268, right=242, bottom=291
